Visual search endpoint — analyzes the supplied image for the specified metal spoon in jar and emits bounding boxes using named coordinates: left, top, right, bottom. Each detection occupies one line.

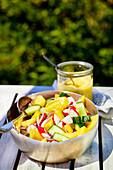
left=0, top=96, right=32, bottom=133
left=42, top=53, right=77, bottom=87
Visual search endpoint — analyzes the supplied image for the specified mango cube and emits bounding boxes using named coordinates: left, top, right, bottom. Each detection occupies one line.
left=29, top=128, right=43, bottom=141
left=57, top=97, right=69, bottom=109
left=85, top=114, right=98, bottom=131
left=55, top=94, right=59, bottom=99
left=54, top=110, right=64, bottom=120
left=31, top=95, right=45, bottom=107
left=45, top=96, right=68, bottom=113
left=63, top=133, right=78, bottom=139
left=76, top=126, right=89, bottom=136
left=41, top=138, right=47, bottom=142
left=21, top=118, right=36, bottom=128
left=65, top=124, right=73, bottom=133
left=44, top=118, right=54, bottom=131
left=45, top=100, right=63, bottom=112
left=31, top=110, right=41, bottom=120
left=14, top=112, right=26, bottom=133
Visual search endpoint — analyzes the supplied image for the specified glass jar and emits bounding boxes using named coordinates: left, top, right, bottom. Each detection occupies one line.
left=56, top=61, right=93, bottom=101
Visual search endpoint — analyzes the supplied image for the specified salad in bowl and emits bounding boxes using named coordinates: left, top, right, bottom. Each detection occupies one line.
left=14, top=92, right=98, bottom=143
left=7, top=91, right=98, bottom=163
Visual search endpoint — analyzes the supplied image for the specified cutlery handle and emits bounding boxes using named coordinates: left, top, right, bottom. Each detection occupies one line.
left=0, top=121, right=13, bottom=133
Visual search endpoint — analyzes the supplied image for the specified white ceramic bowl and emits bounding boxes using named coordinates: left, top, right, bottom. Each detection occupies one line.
left=7, top=91, right=98, bottom=163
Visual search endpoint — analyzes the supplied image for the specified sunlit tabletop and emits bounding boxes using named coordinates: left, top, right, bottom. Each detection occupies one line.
left=0, top=85, right=113, bottom=170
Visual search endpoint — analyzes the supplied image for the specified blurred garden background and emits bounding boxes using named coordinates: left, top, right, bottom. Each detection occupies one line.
left=0, top=0, right=113, bottom=86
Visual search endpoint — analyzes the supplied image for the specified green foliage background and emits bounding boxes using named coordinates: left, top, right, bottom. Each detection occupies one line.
left=0, top=0, right=113, bottom=86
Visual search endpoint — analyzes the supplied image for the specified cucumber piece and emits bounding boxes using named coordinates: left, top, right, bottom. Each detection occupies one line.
left=48, top=125, right=65, bottom=135
left=53, top=132, right=69, bottom=142
left=73, top=116, right=91, bottom=124
left=75, top=123, right=86, bottom=131
left=25, top=105, right=41, bottom=116
left=46, top=98, right=54, bottom=105
left=75, top=101, right=87, bottom=116
left=40, top=107, right=49, bottom=115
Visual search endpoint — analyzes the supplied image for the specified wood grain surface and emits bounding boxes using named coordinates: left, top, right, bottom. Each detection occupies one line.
left=0, top=85, right=113, bottom=170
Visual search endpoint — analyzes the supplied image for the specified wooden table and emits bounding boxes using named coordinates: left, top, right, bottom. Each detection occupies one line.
left=0, top=85, right=113, bottom=170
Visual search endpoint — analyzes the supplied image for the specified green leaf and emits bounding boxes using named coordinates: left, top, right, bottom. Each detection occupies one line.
left=59, top=92, right=70, bottom=97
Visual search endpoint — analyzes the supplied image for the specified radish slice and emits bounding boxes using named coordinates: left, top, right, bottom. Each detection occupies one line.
left=51, top=140, right=58, bottom=143
left=58, top=121, right=63, bottom=128
left=46, top=138, right=56, bottom=142
left=87, top=112, right=91, bottom=116
left=69, top=109, right=79, bottom=117
left=52, top=114, right=60, bottom=125
left=67, top=96, right=75, bottom=105
left=41, top=117, right=52, bottom=127
left=27, top=124, right=36, bottom=134
left=70, top=106, right=79, bottom=116
left=37, top=126, right=46, bottom=133
left=37, top=117, right=40, bottom=126
left=39, top=113, right=47, bottom=126
left=61, top=115, right=73, bottom=124
left=58, top=121, right=65, bottom=128
left=41, top=133, right=51, bottom=139
left=62, top=109, right=70, bottom=116
left=47, top=111, right=54, bottom=119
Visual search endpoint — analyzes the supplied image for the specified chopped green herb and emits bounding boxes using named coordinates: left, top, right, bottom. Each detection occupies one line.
left=59, top=92, right=70, bottom=97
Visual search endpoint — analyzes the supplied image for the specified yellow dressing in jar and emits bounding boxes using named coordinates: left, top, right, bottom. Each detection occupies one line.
left=56, top=61, right=93, bottom=101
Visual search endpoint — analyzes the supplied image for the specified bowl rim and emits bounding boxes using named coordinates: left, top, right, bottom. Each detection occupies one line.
left=9, top=90, right=98, bottom=145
